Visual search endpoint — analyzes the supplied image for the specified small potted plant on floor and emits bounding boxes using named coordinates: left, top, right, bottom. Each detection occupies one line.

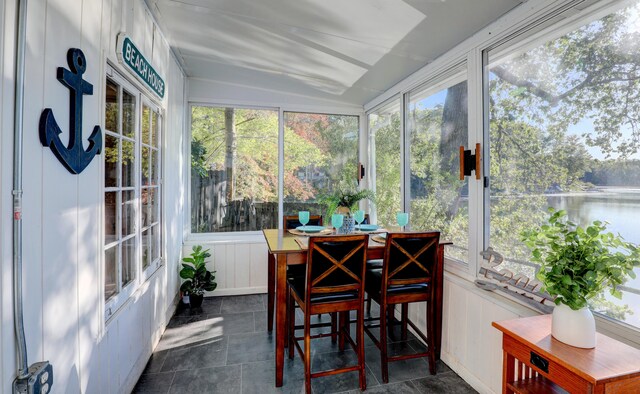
left=521, top=208, right=640, bottom=348
left=320, top=187, right=375, bottom=233
left=180, top=245, right=217, bottom=308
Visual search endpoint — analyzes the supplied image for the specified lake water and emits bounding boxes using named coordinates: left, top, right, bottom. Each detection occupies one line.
left=547, top=187, right=640, bottom=328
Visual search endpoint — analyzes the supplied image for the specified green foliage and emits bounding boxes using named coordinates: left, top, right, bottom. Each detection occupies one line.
left=318, top=187, right=375, bottom=218
left=369, top=110, right=401, bottom=228
left=521, top=208, right=640, bottom=310
left=180, top=245, right=217, bottom=296
left=191, top=139, right=209, bottom=178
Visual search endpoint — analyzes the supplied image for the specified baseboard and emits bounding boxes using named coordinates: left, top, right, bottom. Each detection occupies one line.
left=441, top=352, right=495, bottom=394
left=209, top=287, right=267, bottom=296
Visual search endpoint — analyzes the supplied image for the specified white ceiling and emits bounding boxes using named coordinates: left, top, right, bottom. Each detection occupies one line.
left=146, top=0, right=523, bottom=105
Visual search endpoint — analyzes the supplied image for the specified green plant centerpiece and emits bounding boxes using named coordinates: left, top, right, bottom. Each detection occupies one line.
left=319, top=188, right=375, bottom=234
left=521, top=208, right=640, bottom=348
left=320, top=188, right=375, bottom=217
left=180, top=245, right=217, bottom=308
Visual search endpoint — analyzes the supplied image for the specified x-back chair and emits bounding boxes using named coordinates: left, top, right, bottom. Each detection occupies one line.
left=364, top=231, right=442, bottom=383
left=287, top=234, right=369, bottom=393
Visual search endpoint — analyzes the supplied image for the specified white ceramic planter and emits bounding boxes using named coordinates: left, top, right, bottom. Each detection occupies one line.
left=551, top=303, right=596, bottom=348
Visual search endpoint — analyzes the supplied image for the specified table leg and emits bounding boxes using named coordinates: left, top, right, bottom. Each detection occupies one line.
left=275, top=254, right=287, bottom=387
left=267, top=252, right=275, bottom=332
left=503, top=350, right=515, bottom=394
left=434, top=245, right=445, bottom=360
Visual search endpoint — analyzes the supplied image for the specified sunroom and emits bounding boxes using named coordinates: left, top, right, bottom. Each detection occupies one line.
left=2, top=0, right=640, bottom=393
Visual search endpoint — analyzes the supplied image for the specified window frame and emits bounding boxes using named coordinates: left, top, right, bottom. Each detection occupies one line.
left=187, top=103, right=365, bottom=237
left=103, top=65, right=164, bottom=322
left=480, top=0, right=640, bottom=335
left=139, top=95, right=164, bottom=282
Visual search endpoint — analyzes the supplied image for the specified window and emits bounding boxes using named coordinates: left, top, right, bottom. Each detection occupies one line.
left=104, top=67, right=163, bottom=317
left=283, top=112, right=359, bottom=217
left=141, top=102, right=161, bottom=270
left=486, top=1, right=640, bottom=329
left=189, top=109, right=361, bottom=231
left=190, top=106, right=278, bottom=232
left=368, top=99, right=402, bottom=228
left=408, top=75, right=469, bottom=262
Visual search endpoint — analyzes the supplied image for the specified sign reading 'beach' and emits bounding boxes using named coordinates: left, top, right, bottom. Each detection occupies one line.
left=117, top=34, right=165, bottom=98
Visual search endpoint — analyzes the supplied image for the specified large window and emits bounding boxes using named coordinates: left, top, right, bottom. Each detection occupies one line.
left=486, top=1, right=640, bottom=329
left=408, top=76, right=469, bottom=262
left=190, top=106, right=279, bottom=232
left=368, top=99, right=402, bottom=228
left=104, top=67, right=162, bottom=318
left=189, top=108, right=361, bottom=231
left=283, top=112, right=359, bottom=217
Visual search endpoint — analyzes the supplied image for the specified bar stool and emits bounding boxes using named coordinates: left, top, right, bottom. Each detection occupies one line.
left=287, top=234, right=369, bottom=393
left=364, top=231, right=442, bottom=383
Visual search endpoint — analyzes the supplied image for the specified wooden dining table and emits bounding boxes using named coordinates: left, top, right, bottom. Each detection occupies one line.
left=262, top=228, right=450, bottom=387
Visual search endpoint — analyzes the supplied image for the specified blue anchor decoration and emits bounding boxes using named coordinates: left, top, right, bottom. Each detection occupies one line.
left=39, top=48, right=102, bottom=174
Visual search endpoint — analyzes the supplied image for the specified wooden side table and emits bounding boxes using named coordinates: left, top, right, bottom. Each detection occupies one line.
left=493, top=314, right=640, bottom=394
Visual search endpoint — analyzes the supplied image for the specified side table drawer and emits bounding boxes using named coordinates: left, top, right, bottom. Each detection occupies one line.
left=504, top=335, right=592, bottom=393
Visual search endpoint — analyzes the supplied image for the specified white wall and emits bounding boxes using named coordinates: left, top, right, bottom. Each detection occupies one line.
left=0, top=0, right=186, bottom=392
left=183, top=234, right=269, bottom=296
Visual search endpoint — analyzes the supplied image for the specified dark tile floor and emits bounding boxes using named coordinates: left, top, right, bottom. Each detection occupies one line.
left=133, top=295, right=477, bottom=394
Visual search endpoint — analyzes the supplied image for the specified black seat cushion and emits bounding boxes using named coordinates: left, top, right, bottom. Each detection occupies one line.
left=366, top=259, right=383, bottom=269
left=288, top=275, right=359, bottom=304
left=287, top=264, right=306, bottom=280
left=365, top=268, right=429, bottom=297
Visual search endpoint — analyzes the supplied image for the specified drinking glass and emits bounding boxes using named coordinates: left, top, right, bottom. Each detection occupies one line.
left=353, top=210, right=365, bottom=229
left=298, top=211, right=310, bottom=226
left=396, top=212, right=409, bottom=231
left=331, top=214, right=344, bottom=233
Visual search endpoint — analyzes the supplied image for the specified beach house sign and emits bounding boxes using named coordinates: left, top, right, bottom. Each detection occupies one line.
left=116, top=33, right=165, bottom=99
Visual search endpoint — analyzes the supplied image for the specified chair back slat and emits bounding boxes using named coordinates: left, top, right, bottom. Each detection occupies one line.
left=306, top=235, right=368, bottom=303
left=382, top=232, right=440, bottom=291
left=284, top=215, right=323, bottom=230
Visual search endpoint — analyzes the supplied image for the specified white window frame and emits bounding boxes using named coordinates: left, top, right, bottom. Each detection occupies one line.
left=479, top=0, right=640, bottom=338
left=186, top=103, right=365, bottom=239
left=103, top=65, right=164, bottom=322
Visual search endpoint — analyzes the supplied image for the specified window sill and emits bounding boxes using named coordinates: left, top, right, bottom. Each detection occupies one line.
left=443, top=270, right=640, bottom=349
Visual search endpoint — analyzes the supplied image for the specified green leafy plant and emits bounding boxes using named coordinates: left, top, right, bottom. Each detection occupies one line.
left=318, top=188, right=375, bottom=217
left=521, top=208, right=640, bottom=310
left=180, top=245, right=217, bottom=296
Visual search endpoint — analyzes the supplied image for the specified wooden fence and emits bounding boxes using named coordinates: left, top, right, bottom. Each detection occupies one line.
left=191, top=170, right=323, bottom=232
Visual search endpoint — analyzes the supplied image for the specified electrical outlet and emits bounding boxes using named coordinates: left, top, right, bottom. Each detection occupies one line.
left=13, top=361, right=53, bottom=394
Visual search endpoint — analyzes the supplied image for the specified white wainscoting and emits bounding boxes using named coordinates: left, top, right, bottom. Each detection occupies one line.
left=184, top=233, right=269, bottom=296
left=403, top=272, right=539, bottom=394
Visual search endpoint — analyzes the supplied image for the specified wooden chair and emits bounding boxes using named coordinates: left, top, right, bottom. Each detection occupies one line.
left=283, top=214, right=323, bottom=230
left=287, top=234, right=369, bottom=393
left=364, top=231, right=442, bottom=383
left=267, top=215, right=323, bottom=332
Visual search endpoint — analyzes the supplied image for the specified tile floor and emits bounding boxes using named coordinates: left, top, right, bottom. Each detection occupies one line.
left=133, top=295, right=477, bottom=394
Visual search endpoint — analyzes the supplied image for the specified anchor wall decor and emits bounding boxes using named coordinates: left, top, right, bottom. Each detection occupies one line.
left=39, top=48, right=102, bottom=174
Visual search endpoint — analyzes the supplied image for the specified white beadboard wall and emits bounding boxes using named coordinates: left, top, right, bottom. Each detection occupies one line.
left=0, top=0, right=186, bottom=392
left=437, top=275, right=536, bottom=393
left=184, top=234, right=269, bottom=295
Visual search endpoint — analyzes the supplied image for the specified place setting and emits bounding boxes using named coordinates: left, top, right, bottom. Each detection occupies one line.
left=287, top=211, right=332, bottom=236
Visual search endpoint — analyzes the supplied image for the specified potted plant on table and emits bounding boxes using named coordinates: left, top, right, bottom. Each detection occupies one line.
left=180, top=245, right=217, bottom=308
left=320, top=188, right=375, bottom=233
left=521, top=208, right=640, bottom=348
